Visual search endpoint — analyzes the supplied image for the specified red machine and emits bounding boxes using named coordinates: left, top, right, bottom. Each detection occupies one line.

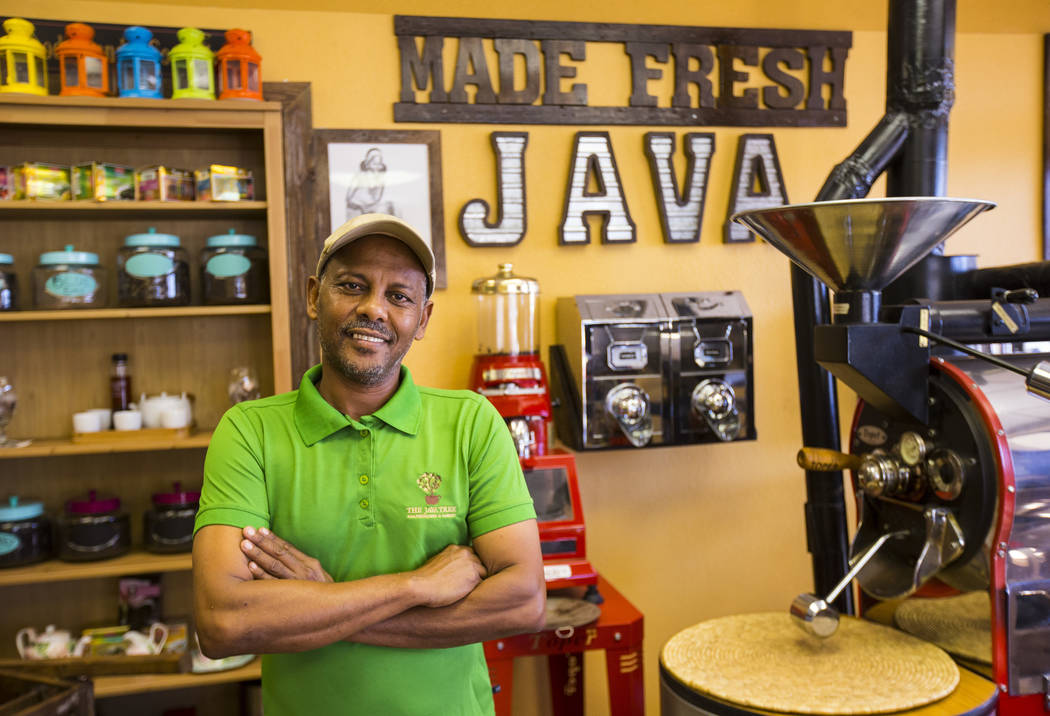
left=470, top=263, right=551, bottom=459
left=522, top=451, right=597, bottom=590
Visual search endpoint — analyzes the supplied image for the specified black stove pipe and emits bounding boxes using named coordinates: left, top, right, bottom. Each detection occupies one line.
left=791, top=0, right=955, bottom=615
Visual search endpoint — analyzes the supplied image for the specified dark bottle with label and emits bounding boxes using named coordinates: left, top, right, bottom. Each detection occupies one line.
left=111, top=353, right=132, bottom=412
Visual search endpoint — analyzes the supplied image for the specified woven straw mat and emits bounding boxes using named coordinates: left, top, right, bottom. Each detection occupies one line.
left=661, top=612, right=959, bottom=714
left=894, top=591, right=992, bottom=665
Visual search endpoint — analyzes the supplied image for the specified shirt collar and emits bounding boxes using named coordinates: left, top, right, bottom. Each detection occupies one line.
left=294, top=364, right=422, bottom=446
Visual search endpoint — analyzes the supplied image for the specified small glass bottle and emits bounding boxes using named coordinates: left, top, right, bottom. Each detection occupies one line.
left=111, top=353, right=132, bottom=412
left=0, top=253, right=16, bottom=311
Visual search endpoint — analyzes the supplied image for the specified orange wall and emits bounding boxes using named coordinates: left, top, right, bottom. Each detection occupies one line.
left=7, top=0, right=1047, bottom=713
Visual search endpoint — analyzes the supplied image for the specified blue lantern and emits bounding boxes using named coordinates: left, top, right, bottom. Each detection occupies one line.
left=116, top=26, right=162, bottom=98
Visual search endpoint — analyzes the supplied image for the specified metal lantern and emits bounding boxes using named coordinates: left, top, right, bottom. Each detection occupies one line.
left=0, top=18, right=48, bottom=96
left=169, top=27, right=214, bottom=100
left=216, top=29, right=261, bottom=101
left=55, top=22, right=108, bottom=97
left=115, top=26, right=162, bottom=98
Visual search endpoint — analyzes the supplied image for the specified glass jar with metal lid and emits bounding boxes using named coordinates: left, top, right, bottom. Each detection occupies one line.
left=117, top=227, right=190, bottom=307
left=201, top=229, right=268, bottom=305
left=32, top=245, right=104, bottom=309
left=57, top=490, right=130, bottom=562
left=143, top=482, right=200, bottom=554
left=0, top=496, right=52, bottom=568
left=471, top=263, right=540, bottom=356
left=0, top=253, right=17, bottom=311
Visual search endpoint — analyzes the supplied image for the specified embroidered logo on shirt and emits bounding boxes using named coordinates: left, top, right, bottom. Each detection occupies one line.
left=406, top=472, right=458, bottom=519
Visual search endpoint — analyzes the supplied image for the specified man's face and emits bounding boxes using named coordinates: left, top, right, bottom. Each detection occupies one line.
left=307, top=235, right=432, bottom=387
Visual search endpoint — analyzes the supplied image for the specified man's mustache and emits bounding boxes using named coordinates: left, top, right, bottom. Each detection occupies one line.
left=341, top=320, right=392, bottom=341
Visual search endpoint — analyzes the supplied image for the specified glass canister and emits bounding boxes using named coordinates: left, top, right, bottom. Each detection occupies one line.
left=117, top=227, right=190, bottom=307
left=143, top=482, right=199, bottom=554
left=57, top=490, right=130, bottom=562
left=33, top=245, right=104, bottom=309
left=0, top=253, right=16, bottom=311
left=201, top=229, right=268, bottom=304
left=0, top=496, right=52, bottom=568
left=470, top=263, right=540, bottom=356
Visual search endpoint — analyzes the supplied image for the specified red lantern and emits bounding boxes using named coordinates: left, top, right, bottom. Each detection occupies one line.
left=55, top=22, right=108, bottom=97
left=216, top=29, right=261, bottom=101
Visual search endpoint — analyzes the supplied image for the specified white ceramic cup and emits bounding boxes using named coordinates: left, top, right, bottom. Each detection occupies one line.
left=87, top=408, right=112, bottom=430
left=113, top=410, right=142, bottom=431
left=72, top=411, right=101, bottom=434
left=160, top=405, right=190, bottom=429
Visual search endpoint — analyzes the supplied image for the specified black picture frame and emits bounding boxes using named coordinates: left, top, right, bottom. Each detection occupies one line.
left=1044, top=34, right=1049, bottom=260
left=314, top=129, right=446, bottom=290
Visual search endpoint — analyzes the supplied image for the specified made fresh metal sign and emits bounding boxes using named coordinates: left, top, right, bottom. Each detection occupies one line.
left=395, top=16, right=851, bottom=127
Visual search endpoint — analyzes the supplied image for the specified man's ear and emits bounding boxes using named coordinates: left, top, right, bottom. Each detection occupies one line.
left=414, top=300, right=434, bottom=341
left=306, top=275, right=320, bottom=320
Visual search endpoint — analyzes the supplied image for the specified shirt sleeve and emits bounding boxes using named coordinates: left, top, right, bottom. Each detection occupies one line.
left=465, top=396, right=537, bottom=539
left=193, top=406, right=271, bottom=535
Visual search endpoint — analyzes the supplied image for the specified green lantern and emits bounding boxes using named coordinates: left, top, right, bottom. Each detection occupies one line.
left=169, top=27, right=214, bottom=100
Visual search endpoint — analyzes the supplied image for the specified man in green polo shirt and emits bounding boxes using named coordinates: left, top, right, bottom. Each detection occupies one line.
left=192, top=213, right=545, bottom=715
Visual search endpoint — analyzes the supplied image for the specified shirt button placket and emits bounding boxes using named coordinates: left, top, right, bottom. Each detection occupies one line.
left=358, top=426, right=373, bottom=525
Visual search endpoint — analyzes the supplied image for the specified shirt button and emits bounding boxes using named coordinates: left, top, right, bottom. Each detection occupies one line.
left=359, top=498, right=369, bottom=509
left=359, top=474, right=369, bottom=485
left=359, top=429, right=369, bottom=437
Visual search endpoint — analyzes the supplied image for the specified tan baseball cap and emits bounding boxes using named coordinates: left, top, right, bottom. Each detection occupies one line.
left=316, top=213, right=436, bottom=298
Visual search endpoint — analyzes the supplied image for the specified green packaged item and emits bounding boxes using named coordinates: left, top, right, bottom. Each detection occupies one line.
left=72, top=162, right=135, bottom=202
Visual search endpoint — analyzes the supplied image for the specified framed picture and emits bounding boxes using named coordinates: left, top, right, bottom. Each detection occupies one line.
left=315, top=129, right=446, bottom=289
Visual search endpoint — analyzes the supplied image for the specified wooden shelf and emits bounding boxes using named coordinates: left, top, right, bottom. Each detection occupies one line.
left=0, top=431, right=213, bottom=459
left=0, top=305, right=270, bottom=322
left=0, top=95, right=281, bottom=112
left=0, top=550, right=192, bottom=587
left=93, top=659, right=261, bottom=698
left=0, top=200, right=268, bottom=215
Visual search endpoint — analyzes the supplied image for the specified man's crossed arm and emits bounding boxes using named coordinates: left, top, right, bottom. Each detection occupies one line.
left=192, top=519, right=545, bottom=657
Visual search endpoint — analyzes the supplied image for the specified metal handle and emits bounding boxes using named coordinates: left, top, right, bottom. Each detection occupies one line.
left=797, top=447, right=862, bottom=472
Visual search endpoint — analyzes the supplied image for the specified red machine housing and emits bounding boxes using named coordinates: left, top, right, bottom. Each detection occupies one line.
left=471, top=353, right=552, bottom=458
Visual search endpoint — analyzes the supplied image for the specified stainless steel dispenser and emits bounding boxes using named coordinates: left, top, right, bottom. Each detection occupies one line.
left=551, top=292, right=755, bottom=450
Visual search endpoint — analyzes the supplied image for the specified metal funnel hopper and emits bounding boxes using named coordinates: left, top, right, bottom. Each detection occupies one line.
left=731, top=197, right=995, bottom=303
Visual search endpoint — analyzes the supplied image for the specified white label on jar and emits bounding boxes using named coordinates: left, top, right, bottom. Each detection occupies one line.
left=45, top=271, right=97, bottom=298
left=0, top=532, right=19, bottom=556
left=206, top=254, right=251, bottom=278
left=126, top=252, right=175, bottom=278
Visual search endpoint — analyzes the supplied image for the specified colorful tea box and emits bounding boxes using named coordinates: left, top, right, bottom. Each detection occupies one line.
left=13, top=162, right=70, bottom=201
left=0, top=167, right=10, bottom=200
left=195, top=164, right=253, bottom=202
left=72, top=162, right=135, bottom=201
left=135, top=165, right=195, bottom=201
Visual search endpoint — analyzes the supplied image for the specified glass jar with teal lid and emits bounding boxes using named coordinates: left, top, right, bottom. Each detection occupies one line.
left=201, top=228, right=268, bottom=305
left=0, top=253, right=16, bottom=311
left=0, top=496, right=53, bottom=568
left=117, top=227, right=190, bottom=307
left=33, top=245, right=104, bottom=309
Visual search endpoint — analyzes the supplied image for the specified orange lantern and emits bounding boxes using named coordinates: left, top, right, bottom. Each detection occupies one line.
left=55, top=22, right=108, bottom=97
left=216, top=29, right=261, bottom=101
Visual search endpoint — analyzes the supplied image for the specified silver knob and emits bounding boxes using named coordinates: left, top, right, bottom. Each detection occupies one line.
left=692, top=380, right=735, bottom=420
left=604, top=383, right=653, bottom=447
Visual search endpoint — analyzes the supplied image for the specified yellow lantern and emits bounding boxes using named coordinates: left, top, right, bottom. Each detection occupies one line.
left=0, top=18, right=48, bottom=96
left=55, top=22, right=108, bottom=97
left=169, top=27, right=214, bottom=100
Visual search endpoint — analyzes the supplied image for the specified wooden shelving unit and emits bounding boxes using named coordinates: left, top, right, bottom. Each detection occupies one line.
left=0, top=306, right=270, bottom=322
left=0, top=94, right=291, bottom=705
left=93, top=660, right=261, bottom=698
left=0, top=550, right=192, bottom=587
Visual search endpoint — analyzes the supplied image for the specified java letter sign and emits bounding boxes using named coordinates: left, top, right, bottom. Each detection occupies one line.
left=395, top=16, right=850, bottom=127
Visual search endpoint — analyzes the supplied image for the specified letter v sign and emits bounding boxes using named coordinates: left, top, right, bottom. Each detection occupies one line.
left=644, top=132, right=715, bottom=243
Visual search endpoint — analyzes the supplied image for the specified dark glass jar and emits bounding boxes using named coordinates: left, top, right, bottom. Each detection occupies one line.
left=117, top=228, right=190, bottom=307
left=144, top=482, right=200, bottom=553
left=0, top=496, right=52, bottom=568
left=201, top=229, right=268, bottom=305
left=57, top=490, right=130, bottom=562
left=0, top=253, right=17, bottom=311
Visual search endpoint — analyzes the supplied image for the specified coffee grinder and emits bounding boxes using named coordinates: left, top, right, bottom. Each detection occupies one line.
left=470, top=264, right=551, bottom=459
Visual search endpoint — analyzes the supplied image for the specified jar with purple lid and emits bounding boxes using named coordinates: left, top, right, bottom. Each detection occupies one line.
left=57, top=490, right=130, bottom=562
left=144, top=482, right=200, bottom=554
left=0, top=496, right=52, bottom=568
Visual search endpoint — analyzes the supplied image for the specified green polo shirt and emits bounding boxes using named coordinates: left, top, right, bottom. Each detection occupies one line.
left=194, top=365, right=536, bottom=716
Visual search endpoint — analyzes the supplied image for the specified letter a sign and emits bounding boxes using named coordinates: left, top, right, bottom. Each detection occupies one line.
left=559, top=132, right=636, bottom=245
